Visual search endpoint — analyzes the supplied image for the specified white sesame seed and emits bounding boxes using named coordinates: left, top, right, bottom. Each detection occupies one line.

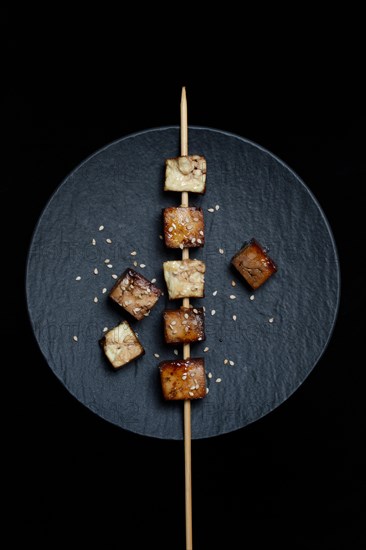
left=168, top=226, right=173, bottom=232
left=232, top=315, right=237, bottom=321
left=183, top=313, right=189, bottom=319
left=94, top=268, right=98, bottom=275
left=212, top=290, right=218, bottom=296
left=190, top=385, right=196, bottom=391
left=171, top=321, right=177, bottom=326
left=102, top=288, right=107, bottom=294
left=151, top=278, right=156, bottom=283
left=207, top=372, right=213, bottom=379
left=250, top=294, right=255, bottom=301
left=269, top=317, right=274, bottom=323
left=75, top=276, right=81, bottom=281
left=216, top=378, right=222, bottom=383
left=193, top=308, right=198, bottom=314
left=224, top=359, right=228, bottom=365
left=99, top=225, right=104, bottom=231
left=104, top=259, right=110, bottom=263
left=159, top=235, right=163, bottom=240
left=204, top=347, right=209, bottom=352
left=203, top=306, right=206, bottom=312
left=230, top=295, right=236, bottom=299
left=73, top=335, right=78, bottom=342
left=197, top=239, right=202, bottom=244
left=179, top=243, right=184, bottom=249
left=206, top=387, right=210, bottom=394
left=231, top=280, right=236, bottom=287
left=103, top=327, right=108, bottom=332
left=174, top=349, right=179, bottom=356
left=107, top=264, right=113, bottom=268
left=140, top=264, right=146, bottom=268
left=199, top=230, right=204, bottom=236
left=229, top=360, right=235, bottom=366
left=112, top=274, right=118, bottom=279
left=219, top=248, right=224, bottom=254
left=189, top=391, right=194, bottom=397
left=106, top=238, right=112, bottom=244
left=208, top=208, right=215, bottom=212
left=92, top=238, right=96, bottom=245
left=154, top=353, right=160, bottom=358
left=130, top=251, right=137, bottom=256
left=94, top=297, right=98, bottom=303
left=211, top=309, right=216, bottom=316
left=215, top=204, right=220, bottom=211
left=191, top=237, right=196, bottom=243
left=134, top=308, right=141, bottom=313
left=133, top=261, right=138, bottom=266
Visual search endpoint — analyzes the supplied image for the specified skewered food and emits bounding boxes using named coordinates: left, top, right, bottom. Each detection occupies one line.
left=163, top=259, right=205, bottom=300
left=164, top=155, right=206, bottom=193
left=231, top=239, right=277, bottom=289
left=159, top=358, right=206, bottom=400
left=163, top=306, right=205, bottom=344
left=163, top=206, right=204, bottom=249
left=100, top=321, right=144, bottom=369
left=109, top=268, right=162, bottom=320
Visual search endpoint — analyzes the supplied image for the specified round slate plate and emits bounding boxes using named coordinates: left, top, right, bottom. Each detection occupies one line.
left=26, top=127, right=340, bottom=439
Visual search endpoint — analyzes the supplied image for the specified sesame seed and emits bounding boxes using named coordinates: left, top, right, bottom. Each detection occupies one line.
left=140, top=264, right=146, bottom=268
left=211, top=309, right=216, bottom=316
left=229, top=360, right=235, bottom=366
left=232, top=315, right=237, bottom=321
left=151, top=278, right=156, bottom=283
left=215, top=204, right=220, bottom=210
left=197, top=239, right=202, bottom=244
left=250, top=294, right=255, bottom=301
left=154, top=353, right=160, bottom=358
left=134, top=307, right=141, bottom=312
left=231, top=280, right=236, bottom=287
left=102, top=288, right=107, bottom=294
left=224, top=359, right=228, bottom=364
left=208, top=208, right=215, bottom=212
left=130, top=251, right=137, bottom=256
left=212, top=290, right=218, bottom=296
left=133, top=261, right=138, bottom=267
left=104, top=259, right=110, bottom=263
left=193, top=308, right=198, bottom=314
left=182, top=374, right=187, bottom=380
left=208, top=372, right=213, bottom=379
left=103, top=327, right=108, bottom=332
left=190, top=385, right=196, bottom=390
left=75, top=276, right=81, bottom=281
left=172, top=223, right=176, bottom=229
left=216, top=378, right=222, bottom=383
left=191, top=237, right=196, bottom=243
left=168, top=226, right=173, bottom=232
left=107, top=264, right=113, bottom=268
left=185, top=326, right=189, bottom=332
left=112, top=274, right=118, bottom=279
left=144, top=312, right=150, bottom=317
left=230, top=295, right=236, bottom=299
left=219, top=248, right=224, bottom=254
left=184, top=313, right=189, bottom=319
left=99, top=225, right=104, bottom=231
left=199, top=230, right=204, bottom=235
left=106, top=238, right=112, bottom=244
left=73, top=335, right=78, bottom=342
left=159, top=235, right=163, bottom=240
left=206, top=387, right=209, bottom=394
left=94, top=297, right=98, bottom=303
left=204, top=347, right=209, bottom=352
left=92, top=239, right=96, bottom=245
left=269, top=317, right=274, bottom=323
left=179, top=243, right=184, bottom=249
left=189, top=392, right=194, bottom=397
left=94, top=268, right=98, bottom=275
left=174, top=349, right=179, bottom=355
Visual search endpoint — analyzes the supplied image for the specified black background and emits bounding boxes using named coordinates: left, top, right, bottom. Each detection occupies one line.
left=4, top=8, right=365, bottom=549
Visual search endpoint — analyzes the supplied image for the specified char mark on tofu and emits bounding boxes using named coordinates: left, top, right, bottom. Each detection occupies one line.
left=163, top=206, right=204, bottom=249
left=109, top=268, right=162, bottom=320
left=159, top=358, right=206, bottom=400
left=163, top=306, right=205, bottom=344
left=231, top=239, right=277, bottom=290
left=164, top=155, right=206, bottom=194
left=100, top=321, right=144, bottom=369
left=163, top=259, right=205, bottom=300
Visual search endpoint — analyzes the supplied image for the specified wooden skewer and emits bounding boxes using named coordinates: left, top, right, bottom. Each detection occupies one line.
left=180, top=86, right=193, bottom=550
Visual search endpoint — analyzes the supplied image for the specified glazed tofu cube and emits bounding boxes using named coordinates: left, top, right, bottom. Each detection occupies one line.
left=163, top=259, right=205, bottom=300
left=100, top=321, right=144, bottom=369
left=163, top=206, right=204, bottom=249
left=159, top=358, right=206, bottom=400
left=163, top=306, right=205, bottom=344
left=109, top=268, right=162, bottom=320
left=164, top=155, right=206, bottom=193
left=231, top=239, right=277, bottom=289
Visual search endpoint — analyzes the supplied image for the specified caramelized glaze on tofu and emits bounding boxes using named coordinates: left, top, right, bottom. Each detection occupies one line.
left=159, top=358, right=206, bottom=400
left=163, top=259, right=205, bottom=300
left=231, top=239, right=277, bottom=289
left=109, top=268, right=162, bottom=320
left=100, top=321, right=144, bottom=369
left=163, top=206, right=204, bottom=249
left=164, top=155, right=206, bottom=193
left=163, top=306, right=205, bottom=344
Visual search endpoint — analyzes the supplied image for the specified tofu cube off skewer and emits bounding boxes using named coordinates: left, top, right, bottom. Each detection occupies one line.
left=231, top=239, right=277, bottom=290
left=109, top=268, right=162, bottom=320
left=100, top=321, right=144, bottom=369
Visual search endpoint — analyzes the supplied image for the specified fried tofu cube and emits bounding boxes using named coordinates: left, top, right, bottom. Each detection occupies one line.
left=159, top=358, right=207, bottom=400
left=231, top=239, right=277, bottom=289
left=163, top=206, right=204, bottom=249
left=163, top=306, right=205, bottom=344
left=164, top=155, right=206, bottom=193
left=163, top=259, right=205, bottom=300
left=109, top=268, right=162, bottom=320
left=100, top=321, right=144, bottom=369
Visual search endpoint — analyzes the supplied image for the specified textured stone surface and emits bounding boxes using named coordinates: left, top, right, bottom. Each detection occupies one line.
left=26, top=127, right=340, bottom=439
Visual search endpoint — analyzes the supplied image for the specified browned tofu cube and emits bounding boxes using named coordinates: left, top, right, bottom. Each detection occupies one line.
left=159, top=358, right=207, bottom=400
left=163, top=259, right=205, bottom=300
left=163, top=307, right=205, bottom=344
left=164, top=155, right=206, bottom=193
left=163, top=206, right=204, bottom=249
left=231, top=239, right=277, bottom=289
left=100, top=321, right=144, bottom=369
left=109, top=268, right=162, bottom=320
